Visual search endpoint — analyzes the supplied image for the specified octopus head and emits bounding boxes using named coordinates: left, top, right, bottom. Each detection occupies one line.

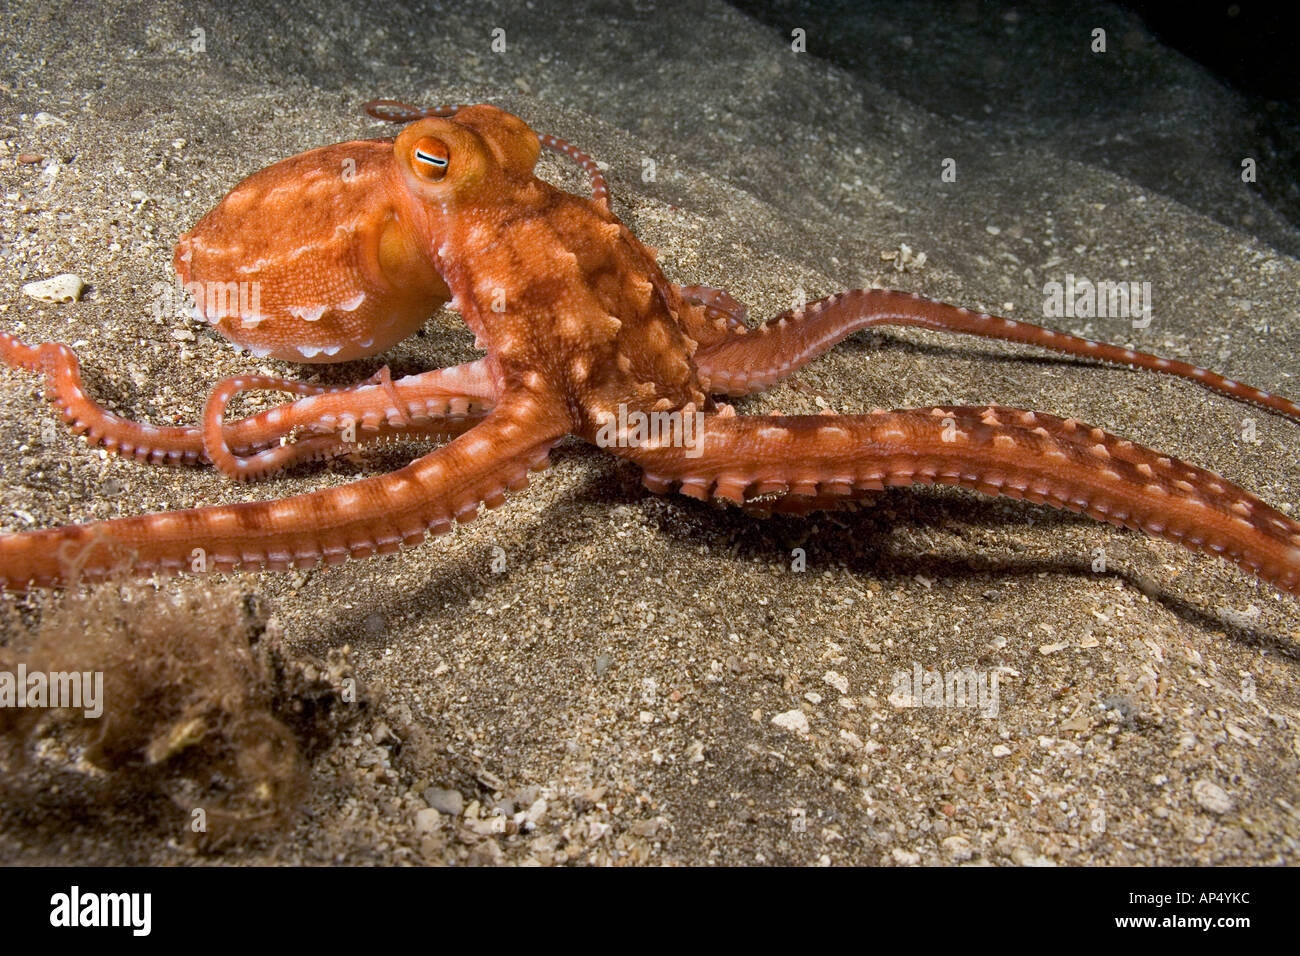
left=394, top=104, right=541, bottom=208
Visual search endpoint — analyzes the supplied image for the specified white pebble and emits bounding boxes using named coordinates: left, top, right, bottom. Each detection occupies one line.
left=771, top=709, right=810, bottom=735
left=21, top=273, right=84, bottom=303
left=823, top=670, right=850, bottom=694
left=1192, top=779, right=1233, bottom=814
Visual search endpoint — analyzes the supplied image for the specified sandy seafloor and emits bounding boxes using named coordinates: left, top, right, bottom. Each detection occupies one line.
left=0, top=0, right=1297, bottom=865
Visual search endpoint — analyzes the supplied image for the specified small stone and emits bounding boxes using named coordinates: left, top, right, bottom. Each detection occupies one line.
left=16, top=153, right=44, bottom=164
left=466, top=815, right=507, bottom=836
left=822, top=670, right=850, bottom=694
left=804, top=691, right=823, bottom=705
left=892, top=847, right=920, bottom=865
left=423, top=786, right=464, bottom=816
left=31, top=112, right=67, bottom=129
left=942, top=835, right=973, bottom=861
left=1192, top=779, right=1233, bottom=815
left=771, top=709, right=810, bottom=735
left=415, top=808, right=441, bottom=833
left=524, top=797, right=548, bottom=826
left=1059, top=713, right=1092, bottom=733
left=991, top=744, right=1012, bottom=758
left=595, top=654, right=612, bottom=676
left=22, top=273, right=84, bottom=303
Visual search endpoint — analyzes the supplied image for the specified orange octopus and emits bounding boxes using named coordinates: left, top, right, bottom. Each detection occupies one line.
left=1, top=99, right=1299, bottom=596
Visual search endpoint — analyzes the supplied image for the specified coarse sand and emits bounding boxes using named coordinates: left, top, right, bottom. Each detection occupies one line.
left=0, top=0, right=1297, bottom=865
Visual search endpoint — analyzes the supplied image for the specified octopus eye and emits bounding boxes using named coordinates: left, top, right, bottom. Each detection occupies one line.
left=411, top=137, right=450, bottom=182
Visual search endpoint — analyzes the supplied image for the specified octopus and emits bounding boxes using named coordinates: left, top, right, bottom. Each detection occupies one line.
left=1, top=99, right=1298, bottom=598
